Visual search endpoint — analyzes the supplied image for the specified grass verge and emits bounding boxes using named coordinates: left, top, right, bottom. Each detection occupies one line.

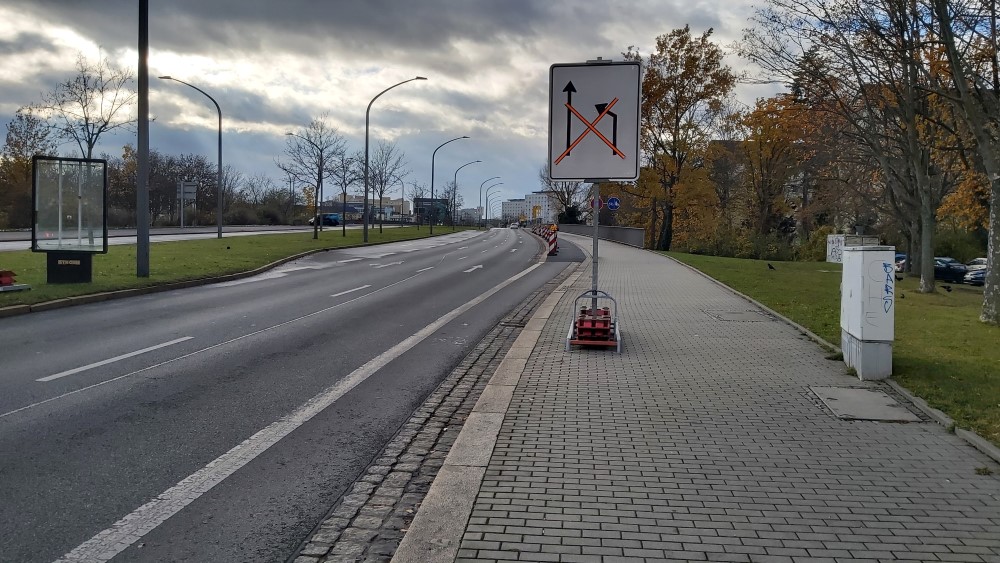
left=665, top=252, right=1000, bottom=447
left=0, top=226, right=450, bottom=308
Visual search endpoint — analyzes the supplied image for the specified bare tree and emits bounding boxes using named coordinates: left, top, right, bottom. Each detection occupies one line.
left=537, top=163, right=586, bottom=222
left=330, top=151, right=360, bottom=236
left=1, top=108, right=60, bottom=227
left=33, top=54, right=136, bottom=159
left=276, top=116, right=346, bottom=238
left=365, top=140, right=407, bottom=233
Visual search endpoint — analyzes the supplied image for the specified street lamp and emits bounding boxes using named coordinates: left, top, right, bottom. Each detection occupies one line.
left=364, top=76, right=427, bottom=243
left=485, top=182, right=503, bottom=228
left=159, top=76, right=223, bottom=238
left=430, top=135, right=469, bottom=234
left=478, top=176, right=500, bottom=229
left=285, top=132, right=324, bottom=240
left=487, top=196, right=501, bottom=228
left=452, top=160, right=481, bottom=229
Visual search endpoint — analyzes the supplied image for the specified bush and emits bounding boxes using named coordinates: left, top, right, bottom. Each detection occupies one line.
left=225, top=207, right=258, bottom=226
left=936, top=227, right=987, bottom=262
left=797, top=226, right=836, bottom=261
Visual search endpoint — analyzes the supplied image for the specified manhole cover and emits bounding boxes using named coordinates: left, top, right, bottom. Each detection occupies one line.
left=811, top=386, right=921, bottom=422
left=704, top=310, right=772, bottom=322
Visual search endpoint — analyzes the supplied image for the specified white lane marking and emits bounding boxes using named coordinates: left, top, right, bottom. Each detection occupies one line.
left=481, top=249, right=488, bottom=253
left=51, top=263, right=542, bottom=563
left=331, top=285, right=371, bottom=298
left=36, top=338, right=194, bottom=383
left=371, top=261, right=404, bottom=269
left=510, top=249, right=517, bottom=253
left=338, top=258, right=362, bottom=263
left=2, top=272, right=434, bottom=421
left=458, top=246, right=468, bottom=250
left=416, top=267, right=434, bottom=273
left=464, top=265, right=483, bottom=273
left=457, top=256, right=467, bottom=261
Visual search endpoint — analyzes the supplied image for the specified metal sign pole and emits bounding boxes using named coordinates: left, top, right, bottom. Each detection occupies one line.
left=591, top=181, right=599, bottom=313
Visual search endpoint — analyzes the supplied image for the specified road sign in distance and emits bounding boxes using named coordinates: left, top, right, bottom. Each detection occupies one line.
left=607, top=196, right=621, bottom=211
left=548, top=61, right=641, bottom=182
left=591, top=197, right=604, bottom=209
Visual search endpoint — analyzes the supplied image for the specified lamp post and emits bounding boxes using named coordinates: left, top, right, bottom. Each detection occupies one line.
left=478, top=176, right=500, bottom=229
left=452, top=160, right=481, bottom=228
left=159, top=76, right=223, bottom=238
left=485, top=182, right=503, bottom=228
left=487, top=196, right=501, bottom=228
left=429, top=135, right=469, bottom=235
left=286, top=132, right=324, bottom=240
left=364, top=76, right=426, bottom=243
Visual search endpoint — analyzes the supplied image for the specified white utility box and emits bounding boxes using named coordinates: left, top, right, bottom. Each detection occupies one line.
left=841, top=246, right=895, bottom=380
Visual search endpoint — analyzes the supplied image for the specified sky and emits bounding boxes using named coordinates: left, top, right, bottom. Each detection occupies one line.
left=0, top=0, right=780, bottom=213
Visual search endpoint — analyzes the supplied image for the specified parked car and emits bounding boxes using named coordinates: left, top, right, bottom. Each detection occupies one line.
left=509, top=223, right=519, bottom=229
left=308, top=213, right=340, bottom=226
left=934, top=257, right=968, bottom=283
left=964, top=268, right=985, bottom=286
left=966, top=257, right=987, bottom=271
left=895, top=253, right=907, bottom=272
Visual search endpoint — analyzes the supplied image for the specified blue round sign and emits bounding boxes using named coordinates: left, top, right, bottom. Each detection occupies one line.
left=607, top=196, right=621, bottom=211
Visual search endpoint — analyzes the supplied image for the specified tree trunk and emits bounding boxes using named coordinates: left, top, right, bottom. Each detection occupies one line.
left=982, top=174, right=1000, bottom=323
left=657, top=201, right=674, bottom=251
left=647, top=197, right=659, bottom=249
left=918, top=196, right=936, bottom=293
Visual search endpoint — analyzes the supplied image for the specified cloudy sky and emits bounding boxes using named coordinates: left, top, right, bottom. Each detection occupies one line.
left=0, top=0, right=779, bottom=211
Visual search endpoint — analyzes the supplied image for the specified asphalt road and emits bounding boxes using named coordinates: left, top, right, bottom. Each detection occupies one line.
left=0, top=228, right=584, bottom=563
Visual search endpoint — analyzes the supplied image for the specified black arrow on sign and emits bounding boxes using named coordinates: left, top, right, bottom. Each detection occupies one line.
left=595, top=102, right=618, bottom=155
left=563, top=81, right=576, bottom=155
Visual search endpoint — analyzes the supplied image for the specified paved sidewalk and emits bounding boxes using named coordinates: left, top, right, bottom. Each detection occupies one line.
left=396, top=235, right=1000, bottom=563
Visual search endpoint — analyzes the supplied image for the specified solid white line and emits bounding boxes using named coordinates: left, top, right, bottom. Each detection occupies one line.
left=416, top=267, right=434, bottom=273
left=337, top=258, right=362, bottom=263
left=36, top=337, right=194, bottom=383
left=331, top=285, right=371, bottom=298
left=52, top=262, right=542, bottom=563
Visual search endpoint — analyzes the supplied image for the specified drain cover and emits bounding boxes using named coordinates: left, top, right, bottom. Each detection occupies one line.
left=705, top=310, right=772, bottom=322
left=811, top=387, right=920, bottom=422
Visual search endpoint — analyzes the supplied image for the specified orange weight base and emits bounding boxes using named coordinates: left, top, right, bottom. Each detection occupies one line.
left=570, top=308, right=617, bottom=346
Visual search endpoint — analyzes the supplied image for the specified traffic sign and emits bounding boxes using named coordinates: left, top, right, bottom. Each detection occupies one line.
left=548, top=61, right=641, bottom=181
left=607, top=196, right=621, bottom=211
left=591, top=197, right=603, bottom=209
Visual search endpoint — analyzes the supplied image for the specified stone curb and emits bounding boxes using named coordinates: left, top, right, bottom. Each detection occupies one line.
left=661, top=251, right=1000, bottom=466
left=0, top=237, right=447, bottom=319
left=391, top=255, right=587, bottom=563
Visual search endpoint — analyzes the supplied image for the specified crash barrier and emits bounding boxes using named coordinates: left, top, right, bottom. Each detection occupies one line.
left=556, top=224, right=645, bottom=248
left=529, top=224, right=559, bottom=256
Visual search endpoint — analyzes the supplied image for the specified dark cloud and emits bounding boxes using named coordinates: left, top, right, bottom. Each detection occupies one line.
left=0, top=31, right=57, bottom=56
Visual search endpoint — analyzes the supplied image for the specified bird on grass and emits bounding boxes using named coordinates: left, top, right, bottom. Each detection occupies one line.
left=942, top=285, right=952, bottom=292
left=767, top=263, right=776, bottom=270
left=899, top=292, right=905, bottom=299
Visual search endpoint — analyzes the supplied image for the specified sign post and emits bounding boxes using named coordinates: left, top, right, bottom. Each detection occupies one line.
left=549, top=58, right=640, bottom=353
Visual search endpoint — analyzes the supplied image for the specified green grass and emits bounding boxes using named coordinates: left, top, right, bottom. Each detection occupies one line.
left=0, top=226, right=455, bottom=308
left=665, top=252, right=1000, bottom=446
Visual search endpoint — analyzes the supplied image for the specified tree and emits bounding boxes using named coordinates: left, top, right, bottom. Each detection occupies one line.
left=742, top=0, right=961, bottom=292
left=1, top=108, right=59, bottom=228
left=929, top=0, right=1000, bottom=323
left=364, top=140, right=407, bottom=232
left=625, top=26, right=738, bottom=250
left=33, top=54, right=136, bottom=159
left=331, top=152, right=360, bottom=236
left=537, top=163, right=586, bottom=222
left=277, top=116, right=346, bottom=238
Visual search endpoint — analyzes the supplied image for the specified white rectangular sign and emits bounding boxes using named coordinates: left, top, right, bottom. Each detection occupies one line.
left=548, top=61, right=641, bottom=181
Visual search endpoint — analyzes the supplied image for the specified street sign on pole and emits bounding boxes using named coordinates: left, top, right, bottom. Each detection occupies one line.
left=607, top=196, right=621, bottom=211
left=548, top=61, right=641, bottom=182
left=177, top=181, right=197, bottom=228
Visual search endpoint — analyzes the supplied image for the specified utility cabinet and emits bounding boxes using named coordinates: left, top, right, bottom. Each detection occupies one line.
left=841, top=246, right=895, bottom=380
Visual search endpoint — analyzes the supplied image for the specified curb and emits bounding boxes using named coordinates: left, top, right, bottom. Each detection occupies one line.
left=661, top=251, right=1000, bottom=466
left=391, top=250, right=587, bottom=563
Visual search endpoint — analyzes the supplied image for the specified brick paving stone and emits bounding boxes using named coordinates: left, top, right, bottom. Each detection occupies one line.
left=455, top=236, right=1000, bottom=562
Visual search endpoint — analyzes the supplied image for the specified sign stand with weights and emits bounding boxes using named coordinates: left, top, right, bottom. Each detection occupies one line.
left=548, top=58, right=640, bottom=353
